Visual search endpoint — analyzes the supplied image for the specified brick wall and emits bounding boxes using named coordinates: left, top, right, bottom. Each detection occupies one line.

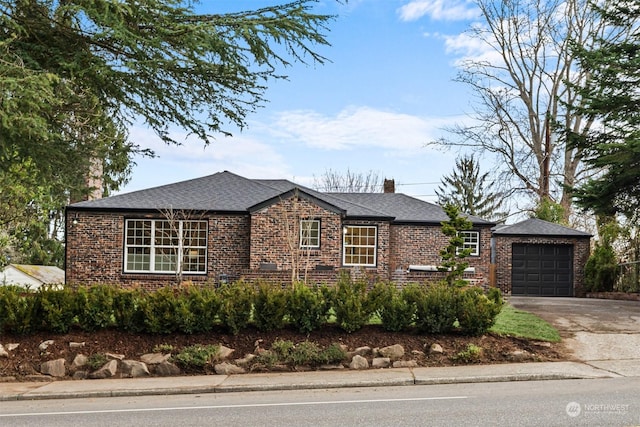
left=389, top=224, right=493, bottom=286
left=67, top=205, right=494, bottom=290
left=66, top=210, right=251, bottom=289
left=494, top=235, right=591, bottom=296
left=249, top=196, right=343, bottom=272
left=66, top=211, right=124, bottom=285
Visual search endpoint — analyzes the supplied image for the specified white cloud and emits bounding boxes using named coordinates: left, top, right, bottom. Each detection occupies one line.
left=398, top=0, right=480, bottom=22
left=268, top=106, right=458, bottom=154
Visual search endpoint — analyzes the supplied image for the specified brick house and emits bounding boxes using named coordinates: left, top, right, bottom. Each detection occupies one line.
left=65, top=171, right=495, bottom=289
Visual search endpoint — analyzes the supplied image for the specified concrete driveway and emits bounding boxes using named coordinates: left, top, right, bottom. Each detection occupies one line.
left=509, top=297, right=640, bottom=375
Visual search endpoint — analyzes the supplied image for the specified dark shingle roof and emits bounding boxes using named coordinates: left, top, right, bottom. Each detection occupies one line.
left=70, top=171, right=282, bottom=212
left=69, top=171, right=494, bottom=225
left=492, top=218, right=591, bottom=237
left=328, top=193, right=494, bottom=225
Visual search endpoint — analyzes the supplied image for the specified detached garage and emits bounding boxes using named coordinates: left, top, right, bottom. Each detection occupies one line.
left=493, top=219, right=591, bottom=297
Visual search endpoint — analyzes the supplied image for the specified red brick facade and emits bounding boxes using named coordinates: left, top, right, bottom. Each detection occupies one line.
left=494, top=235, right=591, bottom=296
left=389, top=224, right=493, bottom=287
left=66, top=195, right=495, bottom=289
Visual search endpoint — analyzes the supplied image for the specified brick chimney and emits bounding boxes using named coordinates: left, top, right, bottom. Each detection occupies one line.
left=383, top=178, right=395, bottom=193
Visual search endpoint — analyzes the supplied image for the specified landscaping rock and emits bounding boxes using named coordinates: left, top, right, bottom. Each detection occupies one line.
left=508, top=350, right=533, bottom=362
left=353, top=346, right=372, bottom=356
left=0, top=344, right=8, bottom=358
left=71, top=354, right=88, bottom=369
left=38, top=340, right=55, bottom=352
left=106, top=353, right=125, bottom=361
left=214, top=362, right=245, bottom=375
left=41, top=358, right=66, bottom=378
left=349, top=355, right=369, bottom=370
left=378, top=344, right=404, bottom=360
left=122, top=360, right=150, bottom=378
left=372, top=357, right=391, bottom=368
left=217, top=345, right=235, bottom=360
left=69, top=342, right=85, bottom=349
left=141, top=353, right=171, bottom=365
left=155, top=361, right=181, bottom=377
left=6, top=343, right=19, bottom=351
left=234, top=354, right=256, bottom=366
left=89, top=360, right=118, bottom=379
left=429, top=343, right=444, bottom=354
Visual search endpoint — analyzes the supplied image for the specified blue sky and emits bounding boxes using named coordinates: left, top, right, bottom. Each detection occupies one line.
left=123, top=0, right=487, bottom=202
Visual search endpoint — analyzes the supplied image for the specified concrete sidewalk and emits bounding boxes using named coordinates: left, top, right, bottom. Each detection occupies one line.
left=1, top=360, right=635, bottom=401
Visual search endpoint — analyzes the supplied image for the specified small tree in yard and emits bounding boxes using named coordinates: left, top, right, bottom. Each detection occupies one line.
left=439, top=204, right=473, bottom=287
left=158, top=207, right=206, bottom=285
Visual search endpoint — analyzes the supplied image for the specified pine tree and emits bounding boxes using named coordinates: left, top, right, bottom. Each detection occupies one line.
left=569, top=1, right=640, bottom=219
left=435, top=155, right=505, bottom=222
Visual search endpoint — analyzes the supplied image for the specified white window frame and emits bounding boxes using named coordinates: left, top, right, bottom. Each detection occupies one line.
left=124, top=219, right=207, bottom=274
left=300, top=219, right=320, bottom=249
left=342, top=225, right=377, bottom=267
left=458, top=230, right=480, bottom=256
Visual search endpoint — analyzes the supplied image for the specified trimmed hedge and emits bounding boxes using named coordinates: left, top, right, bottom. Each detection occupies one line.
left=0, top=278, right=502, bottom=337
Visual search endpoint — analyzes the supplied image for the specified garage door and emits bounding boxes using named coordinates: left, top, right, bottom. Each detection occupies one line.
left=512, top=244, right=573, bottom=296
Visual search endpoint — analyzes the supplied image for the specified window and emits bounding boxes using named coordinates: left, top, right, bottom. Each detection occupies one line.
left=300, top=219, right=320, bottom=249
left=458, top=231, right=480, bottom=256
left=343, top=225, right=377, bottom=266
left=124, top=219, right=207, bottom=274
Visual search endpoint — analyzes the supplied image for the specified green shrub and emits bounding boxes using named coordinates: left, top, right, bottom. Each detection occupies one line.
left=218, top=281, right=254, bottom=335
left=289, top=340, right=323, bottom=366
left=253, top=282, right=288, bottom=332
left=177, top=285, right=220, bottom=334
left=260, top=339, right=346, bottom=367
left=486, top=287, right=504, bottom=306
left=174, top=344, right=220, bottom=369
left=371, top=282, right=415, bottom=332
left=286, top=283, right=331, bottom=334
left=270, top=339, right=295, bottom=359
left=457, top=287, right=502, bottom=336
left=408, top=283, right=460, bottom=334
left=34, top=286, right=77, bottom=333
left=153, top=343, right=175, bottom=353
left=141, top=286, right=180, bottom=334
left=0, top=286, right=37, bottom=334
left=75, top=285, right=116, bottom=331
left=452, top=343, right=482, bottom=363
left=87, top=353, right=108, bottom=370
left=584, top=243, right=618, bottom=292
left=113, top=288, right=145, bottom=333
left=331, top=272, right=376, bottom=333
left=318, top=342, right=347, bottom=365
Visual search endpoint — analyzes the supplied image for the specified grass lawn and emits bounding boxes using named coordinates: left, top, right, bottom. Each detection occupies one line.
left=490, top=304, right=561, bottom=342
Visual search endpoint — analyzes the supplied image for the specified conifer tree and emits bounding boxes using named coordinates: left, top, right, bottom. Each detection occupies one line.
left=436, top=154, right=505, bottom=222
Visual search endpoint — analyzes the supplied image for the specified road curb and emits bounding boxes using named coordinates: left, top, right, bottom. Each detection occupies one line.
left=0, top=361, right=623, bottom=401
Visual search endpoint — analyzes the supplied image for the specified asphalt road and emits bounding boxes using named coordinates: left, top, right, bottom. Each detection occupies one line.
left=1, top=378, right=639, bottom=427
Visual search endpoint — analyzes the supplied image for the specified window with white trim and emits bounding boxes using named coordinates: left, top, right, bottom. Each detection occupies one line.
left=343, top=225, right=377, bottom=266
left=300, top=219, right=320, bottom=249
left=124, top=219, right=207, bottom=274
left=458, top=230, right=480, bottom=256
